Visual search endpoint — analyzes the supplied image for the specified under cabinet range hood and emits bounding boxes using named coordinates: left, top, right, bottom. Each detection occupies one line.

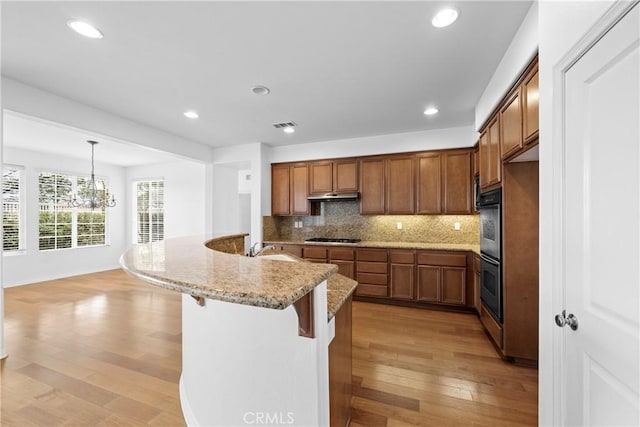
left=307, top=192, right=360, bottom=202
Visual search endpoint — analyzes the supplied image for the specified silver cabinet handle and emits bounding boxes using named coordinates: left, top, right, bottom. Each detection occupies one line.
left=555, top=310, right=579, bottom=331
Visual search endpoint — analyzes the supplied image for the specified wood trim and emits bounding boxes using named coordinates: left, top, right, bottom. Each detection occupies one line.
left=293, top=291, right=315, bottom=338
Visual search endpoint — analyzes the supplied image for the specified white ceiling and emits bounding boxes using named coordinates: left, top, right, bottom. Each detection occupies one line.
left=3, top=112, right=183, bottom=167
left=1, top=1, right=532, bottom=150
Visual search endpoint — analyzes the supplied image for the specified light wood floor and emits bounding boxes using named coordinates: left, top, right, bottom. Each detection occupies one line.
left=1, top=270, right=537, bottom=426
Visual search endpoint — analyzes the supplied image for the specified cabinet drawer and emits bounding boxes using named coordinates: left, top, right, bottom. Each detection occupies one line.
left=356, top=273, right=388, bottom=286
left=355, top=284, right=388, bottom=297
left=357, top=249, right=388, bottom=262
left=303, top=247, right=327, bottom=260
left=356, top=262, right=388, bottom=274
left=481, top=304, right=503, bottom=349
left=389, top=251, right=415, bottom=264
left=417, top=251, right=467, bottom=267
left=280, top=245, right=303, bottom=258
left=329, top=248, right=355, bottom=261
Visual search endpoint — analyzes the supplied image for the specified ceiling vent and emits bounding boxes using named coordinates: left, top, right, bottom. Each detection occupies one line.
left=272, top=121, right=297, bottom=129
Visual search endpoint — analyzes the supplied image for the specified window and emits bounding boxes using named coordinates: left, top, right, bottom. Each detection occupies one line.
left=136, top=180, right=164, bottom=244
left=38, top=172, right=108, bottom=251
left=3, top=165, right=24, bottom=252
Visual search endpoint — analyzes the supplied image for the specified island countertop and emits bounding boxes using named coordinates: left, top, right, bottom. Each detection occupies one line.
left=120, top=235, right=337, bottom=310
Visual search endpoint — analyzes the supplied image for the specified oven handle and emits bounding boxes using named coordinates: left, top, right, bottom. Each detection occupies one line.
left=480, top=253, right=499, bottom=266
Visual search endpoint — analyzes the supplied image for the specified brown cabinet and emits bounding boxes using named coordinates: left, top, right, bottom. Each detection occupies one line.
left=279, top=245, right=303, bottom=258
left=488, top=116, right=502, bottom=187
left=416, top=149, right=472, bottom=214
left=443, top=150, right=472, bottom=214
left=309, top=159, right=358, bottom=195
left=416, top=251, right=466, bottom=306
left=522, top=67, right=539, bottom=144
left=473, top=254, right=481, bottom=314
left=416, top=152, right=441, bottom=214
left=355, top=248, right=389, bottom=297
left=500, top=88, right=523, bottom=159
left=472, top=144, right=479, bottom=177
left=329, top=247, right=355, bottom=280
left=302, top=246, right=327, bottom=262
left=386, top=155, right=415, bottom=214
left=359, top=158, right=386, bottom=214
left=389, top=250, right=416, bottom=300
left=271, top=163, right=313, bottom=216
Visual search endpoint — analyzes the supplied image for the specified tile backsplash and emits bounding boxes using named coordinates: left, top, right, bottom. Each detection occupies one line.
left=263, top=201, right=479, bottom=244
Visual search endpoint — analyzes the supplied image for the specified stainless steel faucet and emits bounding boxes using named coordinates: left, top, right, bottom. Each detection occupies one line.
left=248, top=243, right=276, bottom=257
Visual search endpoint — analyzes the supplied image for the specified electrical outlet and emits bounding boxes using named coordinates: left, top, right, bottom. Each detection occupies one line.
left=396, top=222, right=403, bottom=230
left=454, top=222, right=461, bottom=230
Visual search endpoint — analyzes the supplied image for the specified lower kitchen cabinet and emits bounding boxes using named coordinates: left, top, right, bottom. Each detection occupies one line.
left=389, top=250, right=415, bottom=300
left=329, top=247, right=355, bottom=280
left=355, top=248, right=389, bottom=297
left=416, top=251, right=467, bottom=306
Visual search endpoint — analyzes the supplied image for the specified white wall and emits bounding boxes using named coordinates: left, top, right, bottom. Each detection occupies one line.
left=474, top=1, right=539, bottom=131
left=125, top=160, right=207, bottom=243
left=211, top=165, right=241, bottom=235
left=2, top=77, right=213, bottom=163
left=2, top=147, right=127, bottom=287
left=268, top=125, right=477, bottom=164
left=538, top=1, right=617, bottom=425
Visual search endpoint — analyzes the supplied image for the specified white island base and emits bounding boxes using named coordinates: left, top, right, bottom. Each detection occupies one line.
left=179, top=281, right=331, bottom=426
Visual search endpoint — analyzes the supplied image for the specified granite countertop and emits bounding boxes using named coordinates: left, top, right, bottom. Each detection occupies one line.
left=257, top=248, right=358, bottom=320
left=264, top=239, right=481, bottom=255
left=120, top=236, right=337, bottom=310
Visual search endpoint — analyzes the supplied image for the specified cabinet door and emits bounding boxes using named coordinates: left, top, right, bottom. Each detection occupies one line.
left=441, top=267, right=466, bottom=305
left=416, top=152, right=442, bottom=214
left=332, top=260, right=355, bottom=279
left=290, top=164, right=310, bottom=215
left=386, top=156, right=415, bottom=214
left=416, top=265, right=440, bottom=302
left=390, top=263, right=415, bottom=300
left=309, top=161, right=333, bottom=195
left=479, top=130, right=490, bottom=189
left=272, top=165, right=291, bottom=216
left=359, top=158, right=386, bottom=214
left=523, top=68, right=539, bottom=144
left=500, top=89, right=523, bottom=159
left=334, top=159, right=358, bottom=193
left=443, top=150, right=472, bottom=214
left=473, top=255, right=481, bottom=314
left=488, top=116, right=502, bottom=186
left=281, top=245, right=303, bottom=258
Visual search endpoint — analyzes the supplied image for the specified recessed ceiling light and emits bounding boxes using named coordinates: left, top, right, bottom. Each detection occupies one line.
left=283, top=126, right=295, bottom=134
left=432, top=8, right=459, bottom=28
left=67, top=20, right=103, bottom=39
left=424, top=107, right=439, bottom=116
left=183, top=111, right=199, bottom=119
left=251, top=85, right=270, bottom=95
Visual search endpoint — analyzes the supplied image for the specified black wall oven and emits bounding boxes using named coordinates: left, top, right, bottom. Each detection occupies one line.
left=478, top=188, right=502, bottom=322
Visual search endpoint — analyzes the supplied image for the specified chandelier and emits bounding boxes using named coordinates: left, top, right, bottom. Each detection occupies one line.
left=69, top=140, right=116, bottom=209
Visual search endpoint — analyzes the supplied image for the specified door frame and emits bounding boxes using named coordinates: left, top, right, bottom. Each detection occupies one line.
left=541, top=1, right=640, bottom=425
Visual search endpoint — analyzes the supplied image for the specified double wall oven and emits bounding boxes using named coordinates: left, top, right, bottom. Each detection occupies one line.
left=478, top=188, right=502, bottom=322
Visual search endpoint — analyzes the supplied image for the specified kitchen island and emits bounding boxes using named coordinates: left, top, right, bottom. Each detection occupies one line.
left=120, top=234, right=356, bottom=426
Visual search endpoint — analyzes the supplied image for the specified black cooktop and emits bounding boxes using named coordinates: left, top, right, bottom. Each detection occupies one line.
left=305, top=237, right=361, bottom=244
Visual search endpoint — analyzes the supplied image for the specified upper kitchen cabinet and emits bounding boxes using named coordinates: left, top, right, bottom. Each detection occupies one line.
left=360, top=155, right=415, bottom=215
left=386, top=155, right=415, bottom=214
left=443, top=150, right=472, bottom=214
left=479, top=115, right=502, bottom=191
left=417, top=149, right=472, bottom=214
left=500, top=88, right=523, bottom=160
left=416, top=152, right=442, bottom=214
left=522, top=65, right=539, bottom=144
left=309, top=158, right=358, bottom=195
left=359, top=158, right=386, bottom=214
left=271, top=163, right=314, bottom=216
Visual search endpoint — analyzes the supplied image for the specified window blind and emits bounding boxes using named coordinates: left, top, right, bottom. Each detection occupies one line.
left=3, top=165, right=23, bottom=251
left=136, top=180, right=164, bottom=244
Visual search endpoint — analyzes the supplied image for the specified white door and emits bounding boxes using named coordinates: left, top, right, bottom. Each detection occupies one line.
left=562, top=3, right=639, bottom=425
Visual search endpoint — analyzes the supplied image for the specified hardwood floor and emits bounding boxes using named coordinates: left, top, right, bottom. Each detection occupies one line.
left=350, top=302, right=538, bottom=426
left=1, top=270, right=537, bottom=426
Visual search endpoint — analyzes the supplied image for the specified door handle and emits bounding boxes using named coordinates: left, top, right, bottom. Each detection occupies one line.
left=555, top=310, right=579, bottom=331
